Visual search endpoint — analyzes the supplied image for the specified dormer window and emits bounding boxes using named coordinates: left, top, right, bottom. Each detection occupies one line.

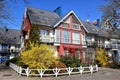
left=40, top=29, right=49, bottom=36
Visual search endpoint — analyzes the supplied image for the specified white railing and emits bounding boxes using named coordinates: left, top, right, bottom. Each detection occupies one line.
left=40, top=36, right=54, bottom=43
left=9, top=63, right=98, bottom=78
left=111, top=44, right=120, bottom=49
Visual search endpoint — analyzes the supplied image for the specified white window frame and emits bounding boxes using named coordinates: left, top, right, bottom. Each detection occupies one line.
left=62, top=30, right=70, bottom=43
left=55, top=29, right=60, bottom=43
left=72, top=32, right=80, bottom=44
left=72, top=24, right=80, bottom=30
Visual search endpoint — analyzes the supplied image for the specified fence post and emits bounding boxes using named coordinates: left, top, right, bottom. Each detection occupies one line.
left=19, top=67, right=22, bottom=76
left=96, top=65, right=98, bottom=72
left=67, top=67, right=73, bottom=76
left=26, top=67, right=29, bottom=77
left=39, top=68, right=45, bottom=78
left=53, top=67, right=60, bottom=77
left=78, top=66, right=84, bottom=74
left=89, top=65, right=93, bottom=74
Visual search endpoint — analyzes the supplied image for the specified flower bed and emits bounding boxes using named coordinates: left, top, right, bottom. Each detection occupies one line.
left=9, top=63, right=98, bottom=78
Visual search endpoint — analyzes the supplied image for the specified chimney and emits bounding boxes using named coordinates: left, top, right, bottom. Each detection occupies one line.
left=97, top=19, right=100, bottom=28
left=53, top=7, right=62, bottom=17
left=93, top=19, right=100, bottom=28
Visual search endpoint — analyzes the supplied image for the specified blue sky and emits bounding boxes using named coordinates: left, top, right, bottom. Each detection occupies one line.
left=5, top=0, right=107, bottom=30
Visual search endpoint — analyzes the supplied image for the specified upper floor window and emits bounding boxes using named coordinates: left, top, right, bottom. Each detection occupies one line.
left=62, top=30, right=70, bottom=43
left=2, top=44, right=8, bottom=49
left=72, top=32, right=80, bottom=44
left=40, top=29, right=49, bottom=36
left=62, top=23, right=70, bottom=28
left=1, top=44, right=8, bottom=51
left=55, top=29, right=60, bottom=42
left=86, top=36, right=92, bottom=41
left=72, top=24, right=80, bottom=30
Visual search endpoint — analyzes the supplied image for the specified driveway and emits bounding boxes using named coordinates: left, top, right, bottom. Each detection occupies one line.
left=0, top=64, right=120, bottom=80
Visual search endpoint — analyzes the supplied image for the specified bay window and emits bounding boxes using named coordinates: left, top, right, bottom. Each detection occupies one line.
left=55, top=29, right=60, bottom=42
left=62, top=30, right=70, bottom=43
left=72, top=32, right=80, bottom=44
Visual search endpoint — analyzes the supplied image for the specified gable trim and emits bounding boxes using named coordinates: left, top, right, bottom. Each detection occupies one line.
left=53, top=10, right=88, bottom=33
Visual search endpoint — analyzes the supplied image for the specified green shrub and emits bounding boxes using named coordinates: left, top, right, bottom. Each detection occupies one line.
left=60, top=55, right=81, bottom=67
left=5, top=57, right=21, bottom=66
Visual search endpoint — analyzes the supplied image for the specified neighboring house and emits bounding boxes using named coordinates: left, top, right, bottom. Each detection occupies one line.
left=100, top=20, right=120, bottom=63
left=83, top=20, right=120, bottom=64
left=82, top=22, right=99, bottom=64
left=0, top=27, right=20, bottom=60
left=21, top=7, right=86, bottom=62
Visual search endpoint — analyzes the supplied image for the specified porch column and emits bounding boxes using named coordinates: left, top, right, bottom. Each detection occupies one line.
left=58, top=45, right=64, bottom=56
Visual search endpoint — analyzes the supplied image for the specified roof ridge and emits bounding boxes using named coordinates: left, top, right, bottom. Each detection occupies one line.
left=26, top=6, right=59, bottom=16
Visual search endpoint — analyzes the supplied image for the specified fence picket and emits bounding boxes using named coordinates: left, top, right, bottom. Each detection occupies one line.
left=9, top=63, right=98, bottom=78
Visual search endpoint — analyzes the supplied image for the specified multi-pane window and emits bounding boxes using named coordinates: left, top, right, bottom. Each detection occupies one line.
left=82, top=34, right=86, bottom=45
left=72, top=24, right=80, bottom=30
left=62, top=30, right=70, bottom=43
left=62, top=23, right=70, bottom=28
left=40, top=29, right=49, bottom=36
left=72, top=32, right=80, bottom=44
left=2, top=44, right=8, bottom=51
left=86, top=36, right=92, bottom=45
left=55, top=29, right=60, bottom=42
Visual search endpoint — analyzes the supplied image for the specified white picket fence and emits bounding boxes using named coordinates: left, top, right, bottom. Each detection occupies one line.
left=9, top=63, right=98, bottom=77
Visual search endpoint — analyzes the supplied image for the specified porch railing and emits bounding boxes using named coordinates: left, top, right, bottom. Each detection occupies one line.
left=111, top=44, right=120, bottom=49
left=9, top=63, right=98, bottom=78
left=40, top=36, right=54, bottom=43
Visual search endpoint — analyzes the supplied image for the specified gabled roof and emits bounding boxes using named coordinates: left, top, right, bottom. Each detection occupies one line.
left=0, top=28, right=20, bottom=45
left=98, top=29, right=110, bottom=38
left=54, top=10, right=88, bottom=32
left=82, top=22, right=99, bottom=34
left=26, top=7, right=60, bottom=27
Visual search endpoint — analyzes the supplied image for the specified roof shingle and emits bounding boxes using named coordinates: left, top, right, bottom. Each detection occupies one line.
left=27, top=7, right=60, bottom=27
left=0, top=28, right=20, bottom=45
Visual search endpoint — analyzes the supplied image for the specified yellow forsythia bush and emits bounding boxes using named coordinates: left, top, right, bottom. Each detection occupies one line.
left=21, top=43, right=58, bottom=69
left=95, top=48, right=108, bottom=67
